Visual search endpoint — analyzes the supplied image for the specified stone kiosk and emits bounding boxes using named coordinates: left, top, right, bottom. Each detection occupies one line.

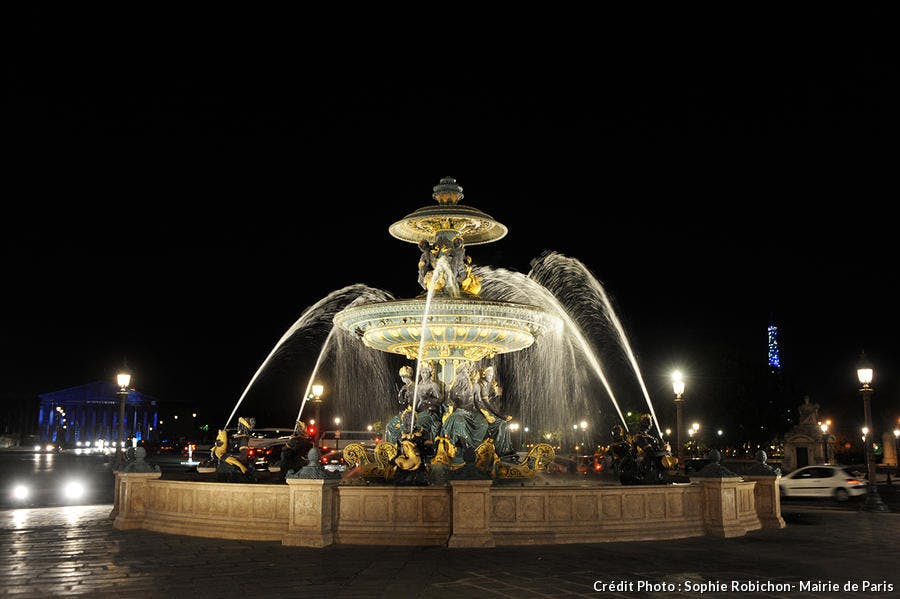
left=782, top=396, right=832, bottom=471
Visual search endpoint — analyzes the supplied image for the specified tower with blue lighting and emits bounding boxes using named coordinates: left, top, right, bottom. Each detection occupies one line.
left=767, top=324, right=781, bottom=372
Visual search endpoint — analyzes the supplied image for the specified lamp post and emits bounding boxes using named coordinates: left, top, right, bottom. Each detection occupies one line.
left=892, top=428, right=900, bottom=487
left=857, top=353, right=888, bottom=512
left=115, top=369, right=131, bottom=467
left=310, top=383, right=324, bottom=445
left=690, top=422, right=700, bottom=457
left=820, top=422, right=830, bottom=465
left=672, top=371, right=685, bottom=467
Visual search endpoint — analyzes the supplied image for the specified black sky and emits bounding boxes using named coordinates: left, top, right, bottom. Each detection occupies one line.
left=3, top=7, right=898, bottom=436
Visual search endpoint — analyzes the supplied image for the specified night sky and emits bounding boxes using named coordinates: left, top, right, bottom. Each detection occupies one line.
left=4, top=7, right=897, bottom=441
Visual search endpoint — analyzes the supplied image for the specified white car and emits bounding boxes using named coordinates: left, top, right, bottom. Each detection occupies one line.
left=779, top=465, right=866, bottom=501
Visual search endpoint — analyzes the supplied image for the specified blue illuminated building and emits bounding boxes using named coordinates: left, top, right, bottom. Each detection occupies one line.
left=37, top=381, right=158, bottom=445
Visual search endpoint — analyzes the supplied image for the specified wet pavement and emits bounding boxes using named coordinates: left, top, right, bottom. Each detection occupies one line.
left=2, top=501, right=899, bottom=598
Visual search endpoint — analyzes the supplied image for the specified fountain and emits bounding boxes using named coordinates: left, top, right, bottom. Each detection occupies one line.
left=111, top=177, right=780, bottom=546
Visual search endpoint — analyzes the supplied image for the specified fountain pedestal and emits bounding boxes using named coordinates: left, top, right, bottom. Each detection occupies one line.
left=282, top=478, right=339, bottom=547
left=110, top=471, right=162, bottom=528
left=448, top=479, right=496, bottom=548
left=743, top=475, right=786, bottom=529
left=692, top=477, right=761, bottom=538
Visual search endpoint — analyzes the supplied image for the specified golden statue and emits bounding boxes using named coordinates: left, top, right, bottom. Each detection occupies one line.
left=394, top=431, right=423, bottom=471
left=213, top=429, right=248, bottom=474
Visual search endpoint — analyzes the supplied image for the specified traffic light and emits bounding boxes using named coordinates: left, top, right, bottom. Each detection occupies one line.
left=307, top=425, right=317, bottom=437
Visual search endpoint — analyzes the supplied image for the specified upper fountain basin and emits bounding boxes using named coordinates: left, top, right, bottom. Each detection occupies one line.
left=333, top=295, right=560, bottom=362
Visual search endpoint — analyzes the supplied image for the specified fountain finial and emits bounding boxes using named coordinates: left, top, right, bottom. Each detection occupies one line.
left=432, top=177, right=464, bottom=205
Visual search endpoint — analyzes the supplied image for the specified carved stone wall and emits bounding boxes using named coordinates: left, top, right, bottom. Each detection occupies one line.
left=335, top=485, right=452, bottom=546
left=488, top=485, right=704, bottom=545
left=118, top=479, right=291, bottom=540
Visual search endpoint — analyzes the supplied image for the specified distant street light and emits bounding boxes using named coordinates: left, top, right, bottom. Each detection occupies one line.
left=857, top=353, right=888, bottom=512
left=115, top=368, right=132, bottom=467
left=672, top=371, right=685, bottom=466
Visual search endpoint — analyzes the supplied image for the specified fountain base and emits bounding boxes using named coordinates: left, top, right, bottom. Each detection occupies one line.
left=112, top=472, right=779, bottom=546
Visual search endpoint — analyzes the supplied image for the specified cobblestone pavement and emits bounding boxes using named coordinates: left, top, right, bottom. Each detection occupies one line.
left=2, top=504, right=898, bottom=598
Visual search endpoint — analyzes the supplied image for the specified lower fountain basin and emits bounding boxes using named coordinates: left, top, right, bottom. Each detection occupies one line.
left=111, top=472, right=781, bottom=546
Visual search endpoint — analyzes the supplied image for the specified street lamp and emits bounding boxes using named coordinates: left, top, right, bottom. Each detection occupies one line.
left=690, top=422, right=700, bottom=458
left=115, top=369, right=131, bottom=466
left=672, top=371, right=685, bottom=466
left=309, top=383, right=324, bottom=444
left=820, top=422, right=830, bottom=464
left=893, top=428, right=900, bottom=486
left=857, top=353, right=888, bottom=512
left=510, top=422, right=520, bottom=450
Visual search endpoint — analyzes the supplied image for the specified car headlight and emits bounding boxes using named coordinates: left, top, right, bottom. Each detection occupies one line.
left=63, top=481, right=85, bottom=500
left=12, top=485, right=29, bottom=500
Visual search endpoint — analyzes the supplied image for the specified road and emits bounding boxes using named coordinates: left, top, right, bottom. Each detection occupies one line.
left=0, top=448, right=198, bottom=509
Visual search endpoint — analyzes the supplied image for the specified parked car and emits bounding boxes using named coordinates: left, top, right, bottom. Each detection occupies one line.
left=575, top=454, right=605, bottom=475
left=320, top=449, right=348, bottom=473
left=779, top=465, right=866, bottom=501
left=246, top=427, right=310, bottom=472
left=318, top=430, right=380, bottom=452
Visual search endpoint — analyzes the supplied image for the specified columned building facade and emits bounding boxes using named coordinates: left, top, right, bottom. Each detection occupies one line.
left=37, top=381, right=158, bottom=445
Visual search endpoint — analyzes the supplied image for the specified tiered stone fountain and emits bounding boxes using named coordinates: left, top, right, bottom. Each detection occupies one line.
left=110, top=178, right=782, bottom=547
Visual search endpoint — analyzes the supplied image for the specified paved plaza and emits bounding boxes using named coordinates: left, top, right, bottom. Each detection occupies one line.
left=2, top=502, right=898, bottom=598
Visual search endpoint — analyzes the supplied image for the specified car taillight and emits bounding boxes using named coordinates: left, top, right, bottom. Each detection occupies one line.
left=248, top=449, right=255, bottom=456
left=846, top=478, right=861, bottom=485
